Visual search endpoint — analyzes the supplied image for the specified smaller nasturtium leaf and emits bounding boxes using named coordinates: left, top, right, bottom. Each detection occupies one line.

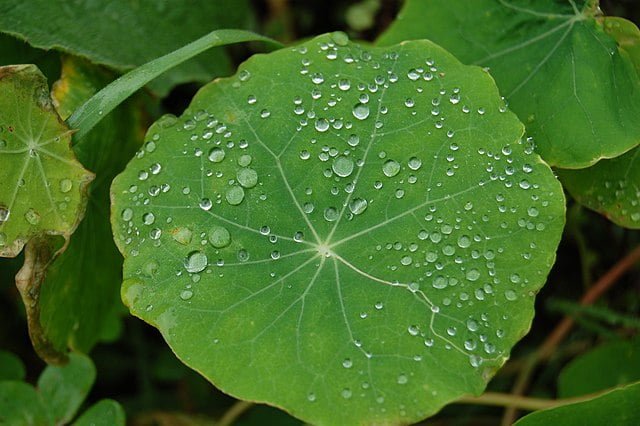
left=37, top=353, right=96, bottom=424
left=556, top=14, right=640, bottom=229
left=558, top=146, right=640, bottom=228
left=377, top=0, right=640, bottom=169
left=515, top=382, right=640, bottom=426
left=112, top=33, right=564, bottom=424
left=0, top=65, right=94, bottom=258
left=34, top=56, right=142, bottom=355
left=0, top=381, right=52, bottom=425
left=72, top=399, right=125, bottom=426
left=0, top=0, right=253, bottom=96
left=558, top=338, right=640, bottom=398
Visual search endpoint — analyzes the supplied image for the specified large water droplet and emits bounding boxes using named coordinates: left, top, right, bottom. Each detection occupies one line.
left=209, top=225, right=231, bottom=248
left=348, top=198, right=368, bottom=215
left=382, top=159, right=401, bottom=177
left=332, top=156, right=354, bottom=177
left=208, top=147, right=225, bottom=162
left=184, top=251, right=208, bottom=273
left=352, top=103, right=370, bottom=120
left=226, top=186, right=245, bottom=205
left=237, top=168, right=258, bottom=188
left=324, top=207, right=339, bottom=222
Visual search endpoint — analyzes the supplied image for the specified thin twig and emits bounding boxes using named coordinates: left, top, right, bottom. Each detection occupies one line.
left=501, top=245, right=640, bottom=425
left=218, top=400, right=254, bottom=426
left=458, top=389, right=619, bottom=411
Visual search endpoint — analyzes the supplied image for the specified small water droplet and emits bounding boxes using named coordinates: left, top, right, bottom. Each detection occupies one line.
left=209, top=226, right=231, bottom=248
left=226, top=186, right=245, bottom=205
left=208, top=147, right=225, bottom=163
left=352, top=103, right=370, bottom=120
left=332, top=156, right=354, bottom=177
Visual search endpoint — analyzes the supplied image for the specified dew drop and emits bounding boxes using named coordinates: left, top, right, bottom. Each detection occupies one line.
left=184, top=251, right=208, bottom=273
left=237, top=168, right=258, bottom=188
left=59, top=179, right=72, bottom=193
left=382, top=159, right=401, bottom=177
left=348, top=198, right=368, bottom=215
left=352, top=103, right=370, bottom=120
left=226, top=186, right=245, bottom=205
left=324, top=207, right=339, bottom=222
left=332, top=156, right=354, bottom=177
left=209, top=225, right=231, bottom=248
left=208, top=147, right=225, bottom=163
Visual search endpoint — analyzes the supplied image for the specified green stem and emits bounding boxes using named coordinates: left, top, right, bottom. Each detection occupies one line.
left=218, top=400, right=254, bottom=426
left=67, top=29, right=283, bottom=141
left=457, top=389, right=614, bottom=412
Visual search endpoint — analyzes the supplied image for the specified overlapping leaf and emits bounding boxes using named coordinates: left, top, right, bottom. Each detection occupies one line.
left=0, top=0, right=253, bottom=95
left=0, top=65, right=93, bottom=258
left=112, top=33, right=564, bottom=424
left=34, top=56, right=142, bottom=355
left=515, top=382, right=640, bottom=425
left=378, top=0, right=640, bottom=169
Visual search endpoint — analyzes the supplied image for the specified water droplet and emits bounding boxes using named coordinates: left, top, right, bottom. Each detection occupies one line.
left=397, top=374, right=408, bottom=384
left=208, top=147, right=225, bottom=162
left=59, top=179, right=72, bottom=193
left=143, top=212, right=155, bottom=225
left=332, top=156, right=354, bottom=177
left=199, top=198, right=213, bottom=211
left=382, top=160, right=401, bottom=177
left=119, top=208, right=133, bottom=223
left=352, top=103, right=370, bottom=120
left=466, top=269, right=480, bottom=281
left=408, top=157, right=422, bottom=170
left=0, top=206, right=9, bottom=223
left=226, top=186, right=245, bottom=205
left=184, top=251, right=208, bottom=273
left=323, top=207, right=339, bottom=222
left=315, top=118, right=330, bottom=132
left=348, top=198, right=368, bottom=215
left=24, top=209, right=40, bottom=225
left=180, top=290, right=194, bottom=300
left=342, top=358, right=353, bottom=368
left=209, top=226, right=231, bottom=248
left=237, top=168, right=258, bottom=188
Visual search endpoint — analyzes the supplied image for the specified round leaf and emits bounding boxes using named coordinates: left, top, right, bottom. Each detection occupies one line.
left=0, top=65, right=94, bottom=257
left=111, top=33, right=565, bottom=424
left=377, top=0, right=640, bottom=169
left=559, top=146, right=640, bottom=228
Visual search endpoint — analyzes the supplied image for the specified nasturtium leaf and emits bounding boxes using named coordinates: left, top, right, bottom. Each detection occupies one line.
left=37, top=353, right=96, bottom=424
left=111, top=33, right=565, bottom=424
left=35, top=56, right=142, bottom=354
left=72, top=399, right=125, bottom=426
left=515, top=381, right=640, bottom=426
left=0, top=381, right=52, bottom=425
left=0, top=0, right=252, bottom=96
left=377, top=0, right=640, bottom=169
left=0, top=350, right=26, bottom=381
left=555, top=14, right=640, bottom=229
left=558, top=146, right=640, bottom=228
left=0, top=65, right=94, bottom=258
left=558, top=338, right=640, bottom=398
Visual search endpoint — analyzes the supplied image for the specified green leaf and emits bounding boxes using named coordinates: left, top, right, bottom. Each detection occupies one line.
left=0, top=381, right=52, bottom=426
left=0, top=0, right=253, bottom=96
left=558, top=338, right=640, bottom=398
left=558, top=146, right=640, bottom=228
left=111, top=33, right=565, bottom=424
left=0, top=65, right=94, bottom=257
left=515, top=382, right=640, bottom=426
left=0, top=350, right=26, bottom=381
left=35, top=56, right=142, bottom=354
left=377, top=0, right=640, bottom=169
left=72, top=399, right=125, bottom=426
left=556, top=17, right=640, bottom=228
left=37, top=353, right=96, bottom=424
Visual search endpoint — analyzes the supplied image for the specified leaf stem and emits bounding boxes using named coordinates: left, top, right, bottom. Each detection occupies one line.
left=501, top=244, right=640, bottom=425
left=67, top=29, right=283, bottom=141
left=218, top=400, right=254, bottom=426
left=458, top=389, right=613, bottom=411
